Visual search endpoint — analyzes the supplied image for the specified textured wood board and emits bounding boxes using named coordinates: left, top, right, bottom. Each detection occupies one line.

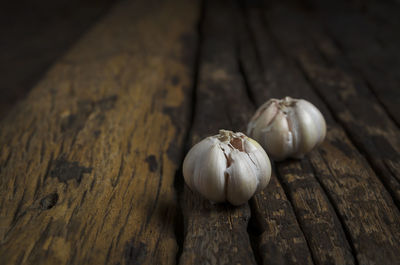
left=1, top=0, right=400, bottom=264
left=307, top=0, right=400, bottom=126
left=238, top=6, right=354, bottom=265
left=0, top=0, right=199, bottom=264
left=238, top=1, right=400, bottom=264
left=275, top=5, right=400, bottom=207
left=179, top=1, right=257, bottom=264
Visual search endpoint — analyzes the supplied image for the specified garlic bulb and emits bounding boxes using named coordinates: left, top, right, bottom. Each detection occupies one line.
left=247, top=97, right=326, bottom=161
left=183, top=130, right=271, bottom=205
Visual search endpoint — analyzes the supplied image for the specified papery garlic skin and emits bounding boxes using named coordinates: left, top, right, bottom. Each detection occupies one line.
left=183, top=130, right=271, bottom=206
left=247, top=97, right=326, bottom=161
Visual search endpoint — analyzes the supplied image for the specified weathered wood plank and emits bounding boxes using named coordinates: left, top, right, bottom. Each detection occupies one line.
left=178, top=1, right=257, bottom=264
left=240, top=4, right=317, bottom=265
left=0, top=0, right=199, bottom=264
left=263, top=4, right=400, bottom=264
left=239, top=2, right=400, bottom=264
left=267, top=0, right=400, bottom=207
left=249, top=175, right=315, bottom=265
left=238, top=6, right=354, bottom=265
left=307, top=0, right=400, bottom=126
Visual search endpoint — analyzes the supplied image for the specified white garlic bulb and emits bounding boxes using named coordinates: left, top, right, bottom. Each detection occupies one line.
left=247, top=97, right=326, bottom=161
left=183, top=130, right=271, bottom=206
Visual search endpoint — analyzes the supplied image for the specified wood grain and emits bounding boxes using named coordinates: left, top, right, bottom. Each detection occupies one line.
left=250, top=175, right=315, bottom=265
left=1, top=0, right=400, bottom=264
left=265, top=1, right=400, bottom=207
left=242, top=4, right=317, bottom=265
left=238, top=6, right=354, bottom=265
left=180, top=1, right=321, bottom=264
left=238, top=2, right=400, bottom=264
left=307, top=0, right=400, bottom=127
left=0, top=0, right=199, bottom=264
left=179, top=1, right=257, bottom=264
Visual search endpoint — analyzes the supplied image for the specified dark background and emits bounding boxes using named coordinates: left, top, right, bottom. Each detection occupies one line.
left=0, top=0, right=116, bottom=119
left=1, top=0, right=399, bottom=120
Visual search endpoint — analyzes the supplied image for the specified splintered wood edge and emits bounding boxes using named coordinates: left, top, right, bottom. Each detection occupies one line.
left=0, top=0, right=199, bottom=264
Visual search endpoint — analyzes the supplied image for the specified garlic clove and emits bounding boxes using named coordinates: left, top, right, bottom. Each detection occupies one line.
left=183, top=137, right=211, bottom=190
left=195, top=142, right=227, bottom=203
left=293, top=103, right=319, bottom=157
left=183, top=138, right=227, bottom=203
left=297, top=100, right=326, bottom=145
left=248, top=101, right=277, bottom=144
left=293, top=100, right=326, bottom=158
left=268, top=111, right=295, bottom=161
left=225, top=150, right=258, bottom=205
left=245, top=138, right=272, bottom=193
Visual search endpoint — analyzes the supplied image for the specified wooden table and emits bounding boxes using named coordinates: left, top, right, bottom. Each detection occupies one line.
left=1, top=0, right=399, bottom=264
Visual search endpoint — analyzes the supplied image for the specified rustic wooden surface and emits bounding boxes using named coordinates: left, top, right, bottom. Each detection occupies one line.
left=179, top=1, right=257, bottom=264
left=1, top=0, right=400, bottom=264
left=0, top=0, right=198, bottom=264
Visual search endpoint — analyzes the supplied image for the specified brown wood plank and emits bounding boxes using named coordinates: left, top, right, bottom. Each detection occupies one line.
left=263, top=4, right=400, bottom=264
left=178, top=1, right=257, bottom=264
left=239, top=2, right=400, bottom=264
left=0, top=0, right=199, bottom=264
left=267, top=0, right=400, bottom=207
left=250, top=175, right=315, bottom=265
left=179, top=1, right=314, bottom=264
left=237, top=4, right=317, bottom=265
left=238, top=6, right=354, bottom=265
left=306, top=0, right=400, bottom=127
